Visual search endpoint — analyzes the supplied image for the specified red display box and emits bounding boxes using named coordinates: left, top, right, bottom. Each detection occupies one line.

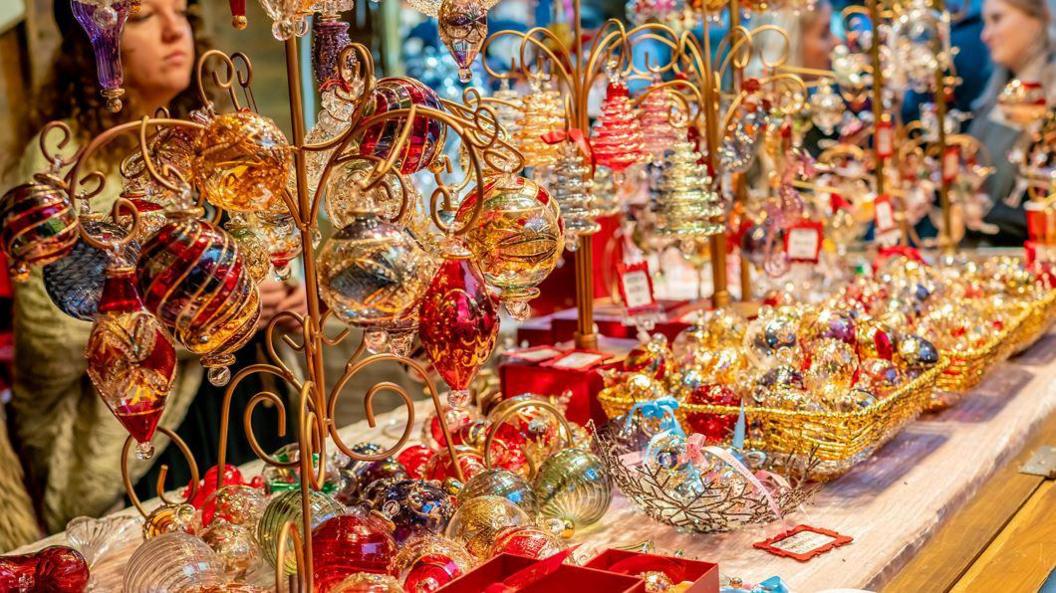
left=437, top=553, right=645, bottom=593
left=584, top=549, right=720, bottom=593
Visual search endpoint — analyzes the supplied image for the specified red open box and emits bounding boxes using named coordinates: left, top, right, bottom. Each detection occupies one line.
left=583, top=549, right=720, bottom=593
left=436, top=553, right=645, bottom=593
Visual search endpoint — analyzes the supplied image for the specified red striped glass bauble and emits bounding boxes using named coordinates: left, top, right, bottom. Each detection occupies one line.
left=136, top=217, right=260, bottom=385
left=357, top=78, right=447, bottom=175
left=0, top=177, right=78, bottom=282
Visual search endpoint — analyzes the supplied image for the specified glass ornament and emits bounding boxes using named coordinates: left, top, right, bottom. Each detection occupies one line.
left=43, top=220, right=138, bottom=321
left=488, top=525, right=564, bottom=559
left=0, top=176, right=79, bottom=282
left=685, top=384, right=740, bottom=443
left=513, top=77, right=564, bottom=169
left=424, top=447, right=487, bottom=482
left=137, top=217, right=261, bottom=386
left=259, top=0, right=309, bottom=39
left=391, top=535, right=474, bottom=593
left=456, top=175, right=564, bottom=319
left=445, top=495, right=530, bottom=557
left=834, top=387, right=877, bottom=412
left=624, top=335, right=671, bottom=380
left=802, top=308, right=857, bottom=348
left=200, top=484, right=267, bottom=527
left=223, top=216, right=270, bottom=283
left=86, top=265, right=176, bottom=460
left=193, top=111, right=291, bottom=213
left=187, top=585, right=270, bottom=593
left=642, top=431, right=703, bottom=501
left=317, top=212, right=433, bottom=346
left=438, top=0, right=488, bottom=82
left=551, top=142, right=600, bottom=246
left=809, top=83, right=844, bottom=135
left=638, top=80, right=683, bottom=164
left=340, top=457, right=410, bottom=506
left=623, top=372, right=667, bottom=402
left=144, top=503, right=199, bottom=539
left=200, top=522, right=259, bottom=578
left=591, top=77, right=644, bottom=174
left=0, top=546, right=89, bottom=593
left=371, top=479, right=454, bottom=544
left=329, top=573, right=404, bottom=593
left=719, top=99, right=768, bottom=174
left=357, top=78, right=447, bottom=175
left=457, top=468, right=537, bottom=513
left=398, top=445, right=436, bottom=480
left=743, top=308, right=800, bottom=370
left=889, top=0, right=945, bottom=93
left=312, top=15, right=353, bottom=85
left=71, top=0, right=130, bottom=111
left=858, top=357, right=902, bottom=397
left=532, top=448, right=613, bottom=530
left=653, top=134, right=724, bottom=239
left=895, top=334, right=939, bottom=368
left=311, top=511, right=398, bottom=592
left=325, top=159, right=421, bottom=230
left=257, top=489, right=346, bottom=575
left=998, top=79, right=1047, bottom=125
left=751, top=365, right=805, bottom=405
left=804, top=338, right=858, bottom=402
left=123, top=532, right=225, bottom=593
left=419, top=256, right=500, bottom=408
left=251, top=212, right=302, bottom=280
left=120, top=194, right=170, bottom=242
left=66, top=514, right=140, bottom=570
left=491, top=81, right=522, bottom=140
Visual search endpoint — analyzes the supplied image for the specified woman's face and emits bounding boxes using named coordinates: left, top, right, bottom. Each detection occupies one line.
left=982, top=0, right=1046, bottom=70
left=802, top=4, right=834, bottom=71
left=121, top=0, right=194, bottom=109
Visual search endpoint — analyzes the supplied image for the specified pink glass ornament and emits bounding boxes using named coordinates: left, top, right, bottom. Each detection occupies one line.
left=591, top=80, right=644, bottom=173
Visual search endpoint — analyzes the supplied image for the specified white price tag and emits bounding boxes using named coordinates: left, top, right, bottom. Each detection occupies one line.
left=621, top=269, right=653, bottom=311
left=786, top=227, right=820, bottom=262
left=875, top=200, right=896, bottom=232
left=508, top=347, right=562, bottom=363
left=876, top=125, right=893, bottom=157
left=550, top=351, right=605, bottom=370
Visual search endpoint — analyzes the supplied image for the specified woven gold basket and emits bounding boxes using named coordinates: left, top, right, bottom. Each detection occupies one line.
left=1009, top=290, right=1056, bottom=353
left=597, top=357, right=946, bottom=481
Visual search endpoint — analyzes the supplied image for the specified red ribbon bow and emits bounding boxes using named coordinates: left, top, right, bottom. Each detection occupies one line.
left=872, top=245, right=925, bottom=273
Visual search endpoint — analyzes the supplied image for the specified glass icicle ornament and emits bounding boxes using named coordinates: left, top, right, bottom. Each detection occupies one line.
left=357, top=78, right=447, bottom=175
left=86, top=262, right=177, bottom=460
left=193, top=110, right=291, bottom=213
left=71, top=0, right=130, bottom=112
left=419, top=255, right=500, bottom=411
left=513, top=77, right=564, bottom=169
left=137, top=215, right=261, bottom=386
left=653, top=135, right=724, bottom=239
left=637, top=80, right=682, bottom=164
left=591, top=74, right=645, bottom=175
left=44, top=219, right=139, bottom=321
left=438, top=0, right=488, bottom=82
left=551, top=142, right=599, bottom=247
left=809, top=82, right=845, bottom=135
left=0, top=174, right=79, bottom=282
left=456, top=176, right=565, bottom=320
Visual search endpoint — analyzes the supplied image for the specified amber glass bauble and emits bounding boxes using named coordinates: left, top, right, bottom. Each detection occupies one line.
left=44, top=220, right=139, bottom=321
left=419, top=256, right=500, bottom=405
left=193, top=111, right=290, bottom=213
left=438, top=0, right=488, bottom=82
left=456, top=176, right=564, bottom=319
left=86, top=265, right=176, bottom=460
left=357, top=78, right=447, bottom=175
left=444, top=495, right=530, bottom=557
left=311, top=510, right=398, bottom=592
left=137, top=217, right=261, bottom=385
left=0, top=177, right=78, bottom=281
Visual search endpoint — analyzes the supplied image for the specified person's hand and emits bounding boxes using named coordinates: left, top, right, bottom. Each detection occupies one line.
left=257, top=280, right=308, bottom=334
left=275, top=282, right=308, bottom=333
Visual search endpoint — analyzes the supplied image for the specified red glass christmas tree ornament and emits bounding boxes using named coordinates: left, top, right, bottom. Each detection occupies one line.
left=0, top=175, right=78, bottom=282
left=637, top=79, right=684, bottom=164
left=229, top=0, right=247, bottom=28
left=591, top=76, right=644, bottom=174
left=684, top=384, right=740, bottom=444
left=86, top=263, right=177, bottom=460
left=71, top=0, right=131, bottom=112
left=137, top=216, right=261, bottom=386
left=357, top=78, right=447, bottom=175
left=418, top=255, right=500, bottom=410
left=0, top=546, right=90, bottom=593
left=311, top=511, right=398, bottom=593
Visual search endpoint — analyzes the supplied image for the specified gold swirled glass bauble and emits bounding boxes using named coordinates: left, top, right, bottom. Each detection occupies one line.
left=532, top=448, right=612, bottom=531
left=193, top=111, right=291, bottom=213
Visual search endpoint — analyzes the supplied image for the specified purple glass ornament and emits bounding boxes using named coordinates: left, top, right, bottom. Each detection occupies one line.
left=71, top=0, right=130, bottom=112
left=312, top=17, right=353, bottom=86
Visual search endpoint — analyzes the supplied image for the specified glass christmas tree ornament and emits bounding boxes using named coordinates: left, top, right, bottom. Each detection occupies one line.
left=137, top=216, right=261, bottom=386
left=318, top=212, right=434, bottom=348
left=257, top=489, right=346, bottom=575
left=591, top=76, right=645, bottom=174
left=488, top=525, right=564, bottom=559
left=223, top=215, right=270, bottom=283
left=438, top=0, right=488, bottom=82
left=513, top=77, right=564, bottom=169
left=357, top=78, right=447, bottom=175
left=370, top=479, right=454, bottom=544
left=0, top=175, right=79, bottom=282
left=44, top=220, right=139, bottom=321
left=491, top=80, right=522, bottom=140
left=653, top=136, right=724, bottom=239
left=809, top=83, right=844, bottom=135
left=445, top=495, right=530, bottom=557
left=551, top=142, right=600, bottom=246
left=532, top=448, right=613, bottom=531
left=86, top=263, right=177, bottom=460
left=311, top=510, right=399, bottom=593
left=999, top=79, right=1047, bottom=125
left=419, top=255, right=500, bottom=411
left=456, top=176, right=564, bottom=319
left=193, top=110, right=291, bottom=213
left=0, top=546, right=89, bottom=593
left=123, top=532, right=225, bottom=593
left=328, top=573, right=404, bottom=593
left=637, top=80, right=683, bottom=164
left=200, top=522, right=259, bottom=578
left=71, top=0, right=131, bottom=111
left=390, top=535, right=474, bottom=593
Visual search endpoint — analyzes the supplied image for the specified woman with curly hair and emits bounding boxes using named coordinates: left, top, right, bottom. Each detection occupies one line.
left=4, top=0, right=303, bottom=544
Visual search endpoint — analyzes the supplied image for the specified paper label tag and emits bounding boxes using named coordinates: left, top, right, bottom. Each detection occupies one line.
left=754, top=525, right=853, bottom=562
left=617, top=261, right=657, bottom=315
left=506, top=347, right=563, bottom=363
left=783, top=221, right=823, bottom=263
left=943, top=146, right=960, bottom=183
left=876, top=119, right=894, bottom=158
left=546, top=351, right=607, bottom=370
left=874, top=195, right=896, bottom=232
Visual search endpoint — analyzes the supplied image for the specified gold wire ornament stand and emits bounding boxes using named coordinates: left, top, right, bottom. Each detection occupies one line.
left=31, top=33, right=533, bottom=591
